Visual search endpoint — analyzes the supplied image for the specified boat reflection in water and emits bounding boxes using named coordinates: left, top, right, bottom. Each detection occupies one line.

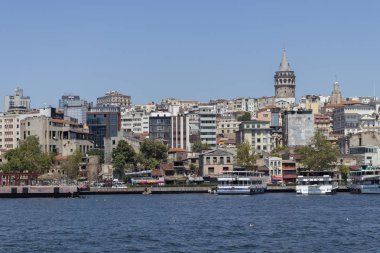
left=216, top=171, right=267, bottom=195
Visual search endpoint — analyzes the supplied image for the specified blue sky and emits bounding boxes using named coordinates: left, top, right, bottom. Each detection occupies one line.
left=1, top=0, right=380, bottom=110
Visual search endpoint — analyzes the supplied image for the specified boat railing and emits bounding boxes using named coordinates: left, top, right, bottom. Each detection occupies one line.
left=297, top=175, right=332, bottom=182
left=218, top=171, right=265, bottom=178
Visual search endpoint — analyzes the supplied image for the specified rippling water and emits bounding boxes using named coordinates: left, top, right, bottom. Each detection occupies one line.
left=1, top=193, right=380, bottom=253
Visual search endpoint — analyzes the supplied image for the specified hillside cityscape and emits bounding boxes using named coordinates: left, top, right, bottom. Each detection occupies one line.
left=0, top=49, right=378, bottom=187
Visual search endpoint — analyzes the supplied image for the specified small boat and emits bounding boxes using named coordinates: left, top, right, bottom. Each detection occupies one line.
left=216, top=171, right=267, bottom=195
left=348, top=165, right=380, bottom=194
left=296, top=170, right=338, bottom=195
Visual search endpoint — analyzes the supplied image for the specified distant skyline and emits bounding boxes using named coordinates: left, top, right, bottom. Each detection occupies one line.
left=1, top=0, right=380, bottom=110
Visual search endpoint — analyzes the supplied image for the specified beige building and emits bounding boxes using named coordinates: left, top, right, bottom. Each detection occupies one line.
left=199, top=149, right=234, bottom=177
left=97, top=91, right=131, bottom=108
left=20, top=116, right=93, bottom=156
left=217, top=119, right=240, bottom=139
left=0, top=111, right=43, bottom=151
left=236, top=120, right=274, bottom=153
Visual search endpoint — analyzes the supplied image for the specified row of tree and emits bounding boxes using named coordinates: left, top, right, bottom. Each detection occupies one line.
left=0, top=131, right=342, bottom=178
left=112, top=139, right=168, bottom=177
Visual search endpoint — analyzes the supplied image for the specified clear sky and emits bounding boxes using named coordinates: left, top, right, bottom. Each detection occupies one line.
left=1, top=0, right=380, bottom=110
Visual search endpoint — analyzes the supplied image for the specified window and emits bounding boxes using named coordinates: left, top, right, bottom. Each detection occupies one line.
left=227, top=157, right=231, bottom=163
left=223, top=167, right=229, bottom=171
left=208, top=167, right=214, bottom=174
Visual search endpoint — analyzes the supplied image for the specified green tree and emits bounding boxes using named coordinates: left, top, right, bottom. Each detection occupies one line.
left=339, top=164, right=350, bottom=182
left=112, top=140, right=136, bottom=165
left=192, top=140, right=210, bottom=153
left=237, top=112, right=251, bottom=122
left=297, top=132, right=339, bottom=171
left=61, top=150, right=83, bottom=180
left=112, top=140, right=137, bottom=178
left=86, top=148, right=105, bottom=164
left=236, top=141, right=258, bottom=170
left=138, top=139, right=168, bottom=169
left=0, top=136, right=53, bottom=173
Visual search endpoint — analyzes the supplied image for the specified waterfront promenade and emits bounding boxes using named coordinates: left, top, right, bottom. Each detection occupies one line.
left=82, top=185, right=351, bottom=195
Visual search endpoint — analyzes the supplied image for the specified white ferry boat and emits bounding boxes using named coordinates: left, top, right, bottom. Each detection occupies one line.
left=216, top=171, right=267, bottom=195
left=348, top=165, right=380, bottom=194
left=296, top=171, right=338, bottom=195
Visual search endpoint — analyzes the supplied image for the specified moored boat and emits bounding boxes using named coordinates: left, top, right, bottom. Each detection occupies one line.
left=348, top=165, right=380, bottom=194
left=296, top=171, right=338, bottom=195
left=216, top=171, right=267, bottom=195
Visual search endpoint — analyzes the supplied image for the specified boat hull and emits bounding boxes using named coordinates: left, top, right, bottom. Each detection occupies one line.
left=296, top=185, right=337, bottom=195
left=217, top=187, right=265, bottom=195
left=350, top=184, right=380, bottom=194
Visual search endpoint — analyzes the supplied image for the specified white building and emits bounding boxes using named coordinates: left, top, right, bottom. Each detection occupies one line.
left=199, top=105, right=217, bottom=147
left=121, top=106, right=150, bottom=134
left=4, top=87, right=31, bottom=112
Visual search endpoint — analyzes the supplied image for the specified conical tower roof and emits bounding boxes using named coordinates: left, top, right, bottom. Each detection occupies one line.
left=278, top=49, right=292, bottom=71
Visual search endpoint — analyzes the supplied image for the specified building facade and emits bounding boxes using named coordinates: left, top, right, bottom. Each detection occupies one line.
left=149, top=112, right=172, bottom=146
left=121, top=106, right=150, bottom=134
left=236, top=120, right=274, bottom=153
left=86, top=107, right=121, bottom=148
left=20, top=116, right=93, bottom=156
left=332, top=104, right=375, bottom=135
left=171, top=114, right=190, bottom=151
left=199, top=149, right=234, bottom=177
left=4, top=87, right=31, bottom=112
left=282, top=110, right=315, bottom=146
left=198, top=105, right=217, bottom=147
left=96, top=91, right=131, bottom=108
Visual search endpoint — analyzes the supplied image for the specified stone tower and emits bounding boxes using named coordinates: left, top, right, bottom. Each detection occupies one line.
left=274, top=49, right=296, bottom=106
left=329, top=81, right=344, bottom=104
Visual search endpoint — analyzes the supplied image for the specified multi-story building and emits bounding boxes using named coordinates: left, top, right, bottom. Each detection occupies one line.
left=236, top=120, right=274, bottom=153
left=4, top=87, right=31, bottom=112
left=199, top=149, right=234, bottom=177
left=198, top=105, right=217, bottom=147
left=86, top=107, right=121, bottom=148
left=282, top=110, right=314, bottom=146
left=314, top=114, right=332, bottom=137
left=0, top=114, right=21, bottom=150
left=187, top=109, right=200, bottom=144
left=231, top=97, right=256, bottom=114
left=0, top=108, right=61, bottom=151
left=282, top=160, right=297, bottom=184
left=59, top=95, right=89, bottom=124
left=217, top=118, right=240, bottom=138
left=256, top=96, right=275, bottom=111
left=349, top=146, right=380, bottom=166
left=332, top=103, right=375, bottom=135
left=96, top=91, right=131, bottom=108
left=20, top=116, right=93, bottom=156
left=149, top=112, right=172, bottom=146
left=121, top=106, right=150, bottom=134
left=264, top=156, right=283, bottom=183
left=299, top=95, right=322, bottom=114
left=160, top=98, right=199, bottom=112
left=171, top=114, right=190, bottom=151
